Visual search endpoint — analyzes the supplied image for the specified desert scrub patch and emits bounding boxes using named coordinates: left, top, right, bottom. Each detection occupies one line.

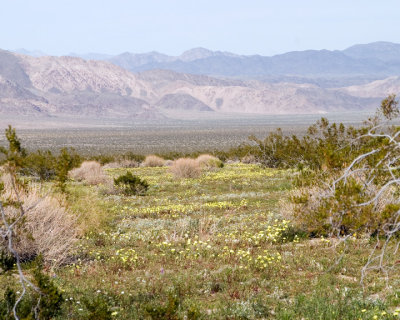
left=69, top=160, right=108, bottom=186
left=143, top=155, right=166, bottom=167
left=170, top=158, right=202, bottom=179
left=196, top=154, right=224, bottom=169
left=114, top=171, right=149, bottom=196
left=0, top=174, right=78, bottom=266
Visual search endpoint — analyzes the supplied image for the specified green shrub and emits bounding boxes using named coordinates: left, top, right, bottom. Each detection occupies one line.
left=22, top=150, right=56, bottom=180
left=33, top=262, right=64, bottom=319
left=145, top=293, right=180, bottom=320
left=286, top=95, right=400, bottom=237
left=0, top=250, right=15, bottom=273
left=0, top=258, right=63, bottom=320
left=55, top=148, right=81, bottom=192
left=83, top=296, right=113, bottom=320
left=114, top=171, right=149, bottom=195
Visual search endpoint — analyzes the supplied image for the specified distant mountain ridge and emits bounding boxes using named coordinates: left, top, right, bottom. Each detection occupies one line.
left=14, top=42, right=400, bottom=84
left=78, top=42, right=400, bottom=82
left=343, top=42, right=400, bottom=62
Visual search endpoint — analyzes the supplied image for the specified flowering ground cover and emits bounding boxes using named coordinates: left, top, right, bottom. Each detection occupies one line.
left=8, top=163, right=400, bottom=319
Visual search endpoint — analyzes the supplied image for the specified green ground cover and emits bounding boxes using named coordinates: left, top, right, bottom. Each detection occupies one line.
left=1, top=162, right=400, bottom=319
left=5, top=163, right=393, bottom=319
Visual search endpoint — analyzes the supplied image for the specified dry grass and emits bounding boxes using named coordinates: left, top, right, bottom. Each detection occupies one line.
left=170, top=158, right=201, bottom=179
left=0, top=173, right=78, bottom=266
left=69, top=161, right=108, bottom=185
left=143, top=155, right=166, bottom=167
left=196, top=154, right=223, bottom=169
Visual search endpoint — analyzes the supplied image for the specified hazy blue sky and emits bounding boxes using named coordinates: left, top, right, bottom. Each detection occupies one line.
left=1, top=0, right=399, bottom=56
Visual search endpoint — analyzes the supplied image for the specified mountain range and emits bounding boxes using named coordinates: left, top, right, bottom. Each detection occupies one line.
left=1, top=42, right=400, bottom=122
left=16, top=42, right=400, bottom=85
left=74, top=42, right=400, bottom=84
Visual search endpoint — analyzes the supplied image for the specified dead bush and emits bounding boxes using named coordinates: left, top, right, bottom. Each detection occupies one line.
left=196, top=154, right=223, bottom=169
left=164, top=160, right=174, bottom=167
left=241, top=155, right=257, bottom=164
left=1, top=174, right=78, bottom=266
left=143, top=155, right=165, bottom=167
left=103, top=159, right=139, bottom=169
left=69, top=160, right=108, bottom=185
left=170, top=158, right=201, bottom=179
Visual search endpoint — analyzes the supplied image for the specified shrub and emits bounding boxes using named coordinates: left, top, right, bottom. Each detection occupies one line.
left=196, top=154, right=223, bottom=169
left=0, top=174, right=78, bottom=266
left=0, top=259, right=64, bottom=319
left=22, top=150, right=57, bottom=180
left=241, top=154, right=257, bottom=164
left=55, top=148, right=82, bottom=191
left=285, top=97, right=400, bottom=237
left=145, top=293, right=180, bottom=320
left=114, top=171, right=149, bottom=196
left=170, top=158, right=201, bottom=179
left=103, top=159, right=139, bottom=169
left=83, top=296, right=113, bottom=320
left=69, top=161, right=108, bottom=185
left=143, top=155, right=165, bottom=167
left=164, top=160, right=174, bottom=167
left=285, top=168, right=399, bottom=237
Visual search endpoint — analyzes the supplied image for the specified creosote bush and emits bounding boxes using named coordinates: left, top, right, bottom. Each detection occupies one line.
left=170, top=158, right=201, bottom=179
left=285, top=171, right=398, bottom=236
left=114, top=171, right=149, bottom=196
left=69, top=160, right=108, bottom=185
left=143, top=155, right=166, bottom=167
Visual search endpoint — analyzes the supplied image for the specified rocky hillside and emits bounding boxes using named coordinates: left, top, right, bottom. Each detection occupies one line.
left=341, top=76, right=400, bottom=98
left=0, top=49, right=398, bottom=121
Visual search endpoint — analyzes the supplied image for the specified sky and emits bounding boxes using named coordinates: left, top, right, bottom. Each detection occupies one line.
left=1, top=0, right=399, bottom=56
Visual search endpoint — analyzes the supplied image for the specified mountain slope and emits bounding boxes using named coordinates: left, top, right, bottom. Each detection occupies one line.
left=0, top=50, right=393, bottom=120
left=342, top=76, right=400, bottom=98
left=155, top=93, right=213, bottom=112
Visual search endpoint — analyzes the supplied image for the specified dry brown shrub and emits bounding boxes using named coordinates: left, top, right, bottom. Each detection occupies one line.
left=69, top=160, right=108, bottom=185
left=103, top=159, right=139, bottom=169
left=102, top=162, right=120, bottom=169
left=143, top=155, right=165, bottom=167
left=196, top=154, right=223, bottom=169
left=241, top=155, right=257, bottom=164
left=170, top=158, right=201, bottom=179
left=1, top=174, right=78, bottom=266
